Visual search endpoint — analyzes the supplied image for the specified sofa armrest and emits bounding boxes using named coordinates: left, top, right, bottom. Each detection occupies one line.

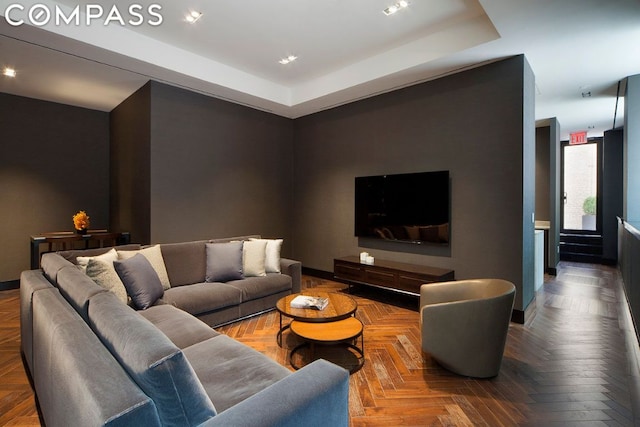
left=20, top=270, right=56, bottom=375
left=200, top=359, right=349, bottom=427
left=280, top=258, right=302, bottom=294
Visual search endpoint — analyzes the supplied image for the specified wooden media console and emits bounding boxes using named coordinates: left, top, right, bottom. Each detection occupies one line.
left=333, top=256, right=454, bottom=296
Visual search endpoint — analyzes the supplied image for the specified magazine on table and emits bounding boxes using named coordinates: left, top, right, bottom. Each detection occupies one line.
left=290, top=295, right=329, bottom=310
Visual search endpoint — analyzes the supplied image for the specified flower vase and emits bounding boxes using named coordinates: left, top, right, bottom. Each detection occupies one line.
left=76, top=228, right=88, bottom=235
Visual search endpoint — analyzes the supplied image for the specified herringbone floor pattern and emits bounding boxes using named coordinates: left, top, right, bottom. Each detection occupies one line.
left=0, top=262, right=638, bottom=426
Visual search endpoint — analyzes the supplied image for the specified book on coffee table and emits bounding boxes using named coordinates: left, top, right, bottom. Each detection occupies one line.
left=290, top=295, right=329, bottom=310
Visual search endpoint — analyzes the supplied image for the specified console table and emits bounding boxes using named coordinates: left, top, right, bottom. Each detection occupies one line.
left=30, top=231, right=131, bottom=269
left=334, top=256, right=454, bottom=296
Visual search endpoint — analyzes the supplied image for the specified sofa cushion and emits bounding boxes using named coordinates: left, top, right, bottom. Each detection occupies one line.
left=76, top=248, right=118, bottom=272
left=250, top=238, right=283, bottom=273
left=227, top=274, right=292, bottom=302
left=183, top=335, right=290, bottom=412
left=56, top=265, right=106, bottom=321
left=161, top=282, right=242, bottom=316
left=139, top=304, right=220, bottom=349
left=114, top=254, right=164, bottom=310
left=160, top=240, right=208, bottom=287
left=209, top=235, right=260, bottom=244
left=205, top=242, right=244, bottom=282
left=118, top=245, right=171, bottom=290
left=86, top=258, right=128, bottom=304
left=40, top=252, right=75, bottom=285
left=242, top=239, right=267, bottom=277
left=88, top=292, right=217, bottom=426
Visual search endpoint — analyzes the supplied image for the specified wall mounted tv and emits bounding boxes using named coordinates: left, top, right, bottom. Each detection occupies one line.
left=355, top=170, right=450, bottom=245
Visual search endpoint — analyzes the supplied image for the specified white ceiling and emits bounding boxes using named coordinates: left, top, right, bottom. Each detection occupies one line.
left=1, top=0, right=639, bottom=140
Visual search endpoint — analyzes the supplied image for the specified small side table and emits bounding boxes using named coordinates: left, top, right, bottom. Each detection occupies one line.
left=275, top=291, right=357, bottom=347
left=289, top=316, right=365, bottom=374
left=30, top=231, right=131, bottom=269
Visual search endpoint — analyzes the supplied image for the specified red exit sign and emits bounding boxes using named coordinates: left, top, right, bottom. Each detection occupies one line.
left=570, top=131, right=588, bottom=145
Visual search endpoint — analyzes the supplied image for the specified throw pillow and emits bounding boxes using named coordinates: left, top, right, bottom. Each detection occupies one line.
left=85, top=258, right=128, bottom=304
left=114, top=253, right=164, bottom=310
left=250, top=238, right=283, bottom=273
left=242, top=239, right=267, bottom=277
left=76, top=248, right=118, bottom=273
left=117, top=245, right=171, bottom=290
left=205, top=241, right=244, bottom=282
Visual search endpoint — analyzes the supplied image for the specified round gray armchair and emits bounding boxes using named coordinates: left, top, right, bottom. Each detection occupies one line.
left=420, top=279, right=516, bottom=378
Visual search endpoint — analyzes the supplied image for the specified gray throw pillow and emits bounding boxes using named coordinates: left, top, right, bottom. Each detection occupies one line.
left=114, top=253, right=164, bottom=310
left=205, top=241, right=244, bottom=282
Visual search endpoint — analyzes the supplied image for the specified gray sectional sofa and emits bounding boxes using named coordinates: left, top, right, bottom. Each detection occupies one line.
left=20, top=236, right=349, bottom=426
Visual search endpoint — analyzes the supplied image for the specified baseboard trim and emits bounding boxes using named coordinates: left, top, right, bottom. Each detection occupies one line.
left=511, top=295, right=536, bottom=325
left=0, top=280, right=19, bottom=291
left=301, top=267, right=334, bottom=280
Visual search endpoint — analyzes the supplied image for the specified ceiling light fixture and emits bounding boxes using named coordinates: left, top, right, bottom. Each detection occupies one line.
left=3, top=67, right=16, bottom=77
left=383, top=1, right=409, bottom=16
left=278, top=55, right=298, bottom=65
left=185, top=11, right=202, bottom=23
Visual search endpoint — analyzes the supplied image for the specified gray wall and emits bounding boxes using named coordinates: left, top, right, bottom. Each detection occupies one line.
left=0, top=93, right=109, bottom=282
left=536, top=119, right=561, bottom=272
left=110, top=83, right=151, bottom=244
left=293, top=56, right=536, bottom=314
left=602, top=128, right=624, bottom=263
left=111, top=82, right=296, bottom=254
left=624, top=74, right=640, bottom=223
left=535, top=127, right=551, bottom=221
left=549, top=119, right=561, bottom=272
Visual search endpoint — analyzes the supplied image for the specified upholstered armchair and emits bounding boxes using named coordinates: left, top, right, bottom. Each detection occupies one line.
left=420, top=279, right=516, bottom=378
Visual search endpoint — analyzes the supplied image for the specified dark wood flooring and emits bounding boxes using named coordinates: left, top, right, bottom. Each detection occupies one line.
left=1, top=261, right=639, bottom=426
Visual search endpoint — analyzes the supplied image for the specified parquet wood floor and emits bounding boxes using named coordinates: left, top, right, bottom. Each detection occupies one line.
left=1, top=261, right=638, bottom=426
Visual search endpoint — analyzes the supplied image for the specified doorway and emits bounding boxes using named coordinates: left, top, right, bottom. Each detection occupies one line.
left=559, top=138, right=602, bottom=262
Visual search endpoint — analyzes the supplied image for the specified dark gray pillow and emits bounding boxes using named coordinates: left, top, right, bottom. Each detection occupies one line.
left=205, top=241, right=244, bottom=282
left=114, top=253, right=164, bottom=310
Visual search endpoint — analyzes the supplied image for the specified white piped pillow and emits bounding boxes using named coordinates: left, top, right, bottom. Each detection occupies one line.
left=76, top=248, right=118, bottom=273
left=250, top=238, right=283, bottom=273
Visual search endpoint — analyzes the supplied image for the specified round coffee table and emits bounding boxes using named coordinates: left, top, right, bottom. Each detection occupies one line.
left=289, top=316, right=365, bottom=373
left=275, top=291, right=357, bottom=346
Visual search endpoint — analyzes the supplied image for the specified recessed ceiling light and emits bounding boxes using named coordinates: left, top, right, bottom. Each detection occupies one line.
left=383, top=1, right=409, bottom=15
left=278, top=55, right=298, bottom=65
left=3, top=67, right=16, bottom=77
left=185, top=11, right=202, bottom=23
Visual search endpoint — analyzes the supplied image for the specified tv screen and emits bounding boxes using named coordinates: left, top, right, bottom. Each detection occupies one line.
left=355, top=170, right=450, bottom=245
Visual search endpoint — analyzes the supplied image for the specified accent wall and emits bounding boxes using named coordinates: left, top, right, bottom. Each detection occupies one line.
left=0, top=93, right=110, bottom=283
left=292, top=55, right=536, bottom=318
left=110, top=81, right=295, bottom=253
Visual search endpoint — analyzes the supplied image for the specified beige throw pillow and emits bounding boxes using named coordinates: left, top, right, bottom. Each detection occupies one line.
left=86, top=258, right=128, bottom=304
left=117, top=245, right=171, bottom=290
left=242, top=240, right=267, bottom=277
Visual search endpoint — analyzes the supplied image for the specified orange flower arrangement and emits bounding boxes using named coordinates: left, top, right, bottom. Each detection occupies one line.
left=72, top=210, right=90, bottom=231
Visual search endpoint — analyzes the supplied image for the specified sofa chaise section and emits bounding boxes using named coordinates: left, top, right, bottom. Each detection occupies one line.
left=88, top=288, right=350, bottom=427
left=32, top=287, right=160, bottom=426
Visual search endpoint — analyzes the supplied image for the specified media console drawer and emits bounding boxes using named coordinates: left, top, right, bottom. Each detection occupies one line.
left=334, top=256, right=454, bottom=296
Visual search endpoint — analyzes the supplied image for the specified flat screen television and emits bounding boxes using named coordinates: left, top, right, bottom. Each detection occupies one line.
left=355, top=170, right=450, bottom=245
